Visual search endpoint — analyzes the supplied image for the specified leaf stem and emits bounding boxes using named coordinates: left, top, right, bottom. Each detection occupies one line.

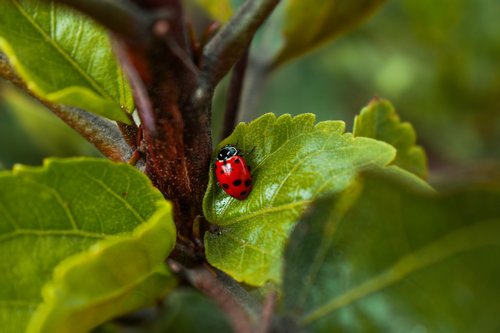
left=201, top=0, right=280, bottom=88
left=0, top=53, right=134, bottom=162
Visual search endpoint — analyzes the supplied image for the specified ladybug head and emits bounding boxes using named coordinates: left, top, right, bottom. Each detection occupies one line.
left=217, top=144, right=238, bottom=161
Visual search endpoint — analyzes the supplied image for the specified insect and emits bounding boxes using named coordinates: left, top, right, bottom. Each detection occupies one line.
left=215, top=144, right=253, bottom=200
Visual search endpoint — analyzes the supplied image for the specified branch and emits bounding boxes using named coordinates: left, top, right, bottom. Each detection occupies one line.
left=257, top=292, right=277, bottom=333
left=0, top=52, right=133, bottom=162
left=57, top=0, right=208, bottom=236
left=201, top=0, right=280, bottom=88
left=169, top=262, right=259, bottom=333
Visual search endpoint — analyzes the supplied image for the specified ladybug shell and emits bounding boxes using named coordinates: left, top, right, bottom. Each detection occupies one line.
left=215, top=155, right=252, bottom=200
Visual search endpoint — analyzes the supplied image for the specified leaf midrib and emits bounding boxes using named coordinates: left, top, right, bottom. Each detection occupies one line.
left=12, top=0, right=114, bottom=101
left=300, top=218, right=500, bottom=326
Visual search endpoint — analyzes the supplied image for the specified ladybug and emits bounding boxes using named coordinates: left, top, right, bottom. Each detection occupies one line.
left=215, top=144, right=253, bottom=200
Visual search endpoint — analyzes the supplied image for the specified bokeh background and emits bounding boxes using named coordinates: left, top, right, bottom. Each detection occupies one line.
left=1, top=0, right=499, bottom=181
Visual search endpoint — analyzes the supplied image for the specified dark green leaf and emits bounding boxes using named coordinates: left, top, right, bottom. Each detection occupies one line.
left=284, top=171, right=500, bottom=332
left=272, top=0, right=387, bottom=68
left=204, top=113, right=396, bottom=286
left=354, top=98, right=428, bottom=179
left=0, top=0, right=133, bottom=123
left=0, top=158, right=176, bottom=333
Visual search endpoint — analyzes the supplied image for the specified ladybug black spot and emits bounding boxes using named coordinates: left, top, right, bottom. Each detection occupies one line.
left=222, top=183, right=229, bottom=189
left=233, top=179, right=242, bottom=186
left=220, top=170, right=224, bottom=175
left=245, top=179, right=251, bottom=187
left=234, top=158, right=240, bottom=164
left=240, top=191, right=247, bottom=196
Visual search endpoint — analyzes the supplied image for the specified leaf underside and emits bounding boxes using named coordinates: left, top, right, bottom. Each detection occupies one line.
left=284, top=171, right=500, bottom=332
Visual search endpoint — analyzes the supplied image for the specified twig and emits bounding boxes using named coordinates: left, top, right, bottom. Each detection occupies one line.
left=201, top=0, right=280, bottom=88
left=222, top=46, right=250, bottom=139
left=169, top=261, right=258, bottom=333
left=117, top=121, right=139, bottom=149
left=0, top=52, right=133, bottom=162
left=257, top=292, right=277, bottom=333
left=214, top=269, right=262, bottom=321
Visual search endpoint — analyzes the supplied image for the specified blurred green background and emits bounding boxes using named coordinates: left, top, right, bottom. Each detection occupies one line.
left=2, top=0, right=499, bottom=177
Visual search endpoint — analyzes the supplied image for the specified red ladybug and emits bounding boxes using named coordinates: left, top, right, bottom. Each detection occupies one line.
left=215, top=145, right=253, bottom=200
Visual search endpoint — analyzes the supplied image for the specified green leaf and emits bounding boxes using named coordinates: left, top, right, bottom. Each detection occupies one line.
left=353, top=98, right=428, bottom=179
left=272, top=0, right=387, bottom=68
left=203, top=113, right=396, bottom=286
left=0, top=0, right=133, bottom=123
left=283, top=171, right=500, bottom=332
left=195, top=0, right=233, bottom=23
left=0, top=158, right=176, bottom=333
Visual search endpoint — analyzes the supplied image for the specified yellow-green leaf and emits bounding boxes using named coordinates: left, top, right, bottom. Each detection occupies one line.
left=272, top=0, right=387, bottom=68
left=353, top=98, right=428, bottom=179
left=0, top=0, right=134, bottom=123
left=195, top=0, right=233, bottom=22
left=203, top=113, right=397, bottom=286
left=0, top=158, right=176, bottom=333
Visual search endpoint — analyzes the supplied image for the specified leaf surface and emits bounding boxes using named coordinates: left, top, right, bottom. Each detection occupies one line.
left=284, top=171, right=500, bottom=332
left=195, top=0, right=233, bottom=22
left=0, top=0, right=133, bottom=123
left=272, top=0, right=387, bottom=68
left=203, top=113, right=396, bottom=285
left=0, top=158, right=176, bottom=333
left=354, top=98, right=428, bottom=179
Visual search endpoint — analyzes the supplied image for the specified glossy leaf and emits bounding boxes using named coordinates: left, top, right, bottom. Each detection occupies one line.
left=272, top=0, right=387, bottom=68
left=203, top=113, right=397, bottom=286
left=195, top=0, right=233, bottom=22
left=0, top=0, right=133, bottom=123
left=354, top=98, right=428, bottom=179
left=0, top=158, right=176, bottom=333
left=284, top=171, right=500, bottom=332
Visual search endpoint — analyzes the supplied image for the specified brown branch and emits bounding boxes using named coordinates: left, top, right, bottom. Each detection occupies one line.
left=201, top=0, right=280, bottom=88
left=117, top=121, right=139, bottom=150
left=257, top=292, right=277, bottom=333
left=70, top=0, right=209, bottom=239
left=169, top=262, right=258, bottom=333
left=0, top=52, right=133, bottom=162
